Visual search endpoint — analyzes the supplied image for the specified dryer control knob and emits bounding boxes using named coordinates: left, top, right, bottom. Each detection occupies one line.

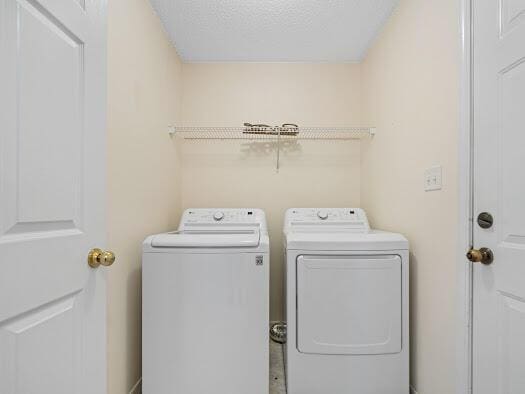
left=317, top=210, right=329, bottom=220
left=213, top=211, right=225, bottom=221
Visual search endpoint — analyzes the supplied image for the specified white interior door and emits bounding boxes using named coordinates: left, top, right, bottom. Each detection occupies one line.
left=472, top=0, right=525, bottom=393
left=0, top=1, right=107, bottom=393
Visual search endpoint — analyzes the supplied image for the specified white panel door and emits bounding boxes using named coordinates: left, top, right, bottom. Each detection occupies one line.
left=0, top=0, right=107, bottom=393
left=472, top=0, right=525, bottom=393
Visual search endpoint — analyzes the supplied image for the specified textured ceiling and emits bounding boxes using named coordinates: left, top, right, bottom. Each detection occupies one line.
left=149, top=0, right=400, bottom=62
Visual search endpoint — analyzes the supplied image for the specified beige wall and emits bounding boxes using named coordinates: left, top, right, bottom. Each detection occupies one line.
left=180, top=63, right=362, bottom=320
left=107, top=0, right=182, bottom=392
left=106, top=1, right=461, bottom=391
left=361, top=0, right=460, bottom=392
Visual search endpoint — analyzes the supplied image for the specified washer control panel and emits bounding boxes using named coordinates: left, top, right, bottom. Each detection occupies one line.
left=180, top=208, right=266, bottom=228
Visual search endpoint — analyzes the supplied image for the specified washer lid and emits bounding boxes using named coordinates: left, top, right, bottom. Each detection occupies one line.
left=286, top=230, right=408, bottom=251
left=150, top=229, right=261, bottom=248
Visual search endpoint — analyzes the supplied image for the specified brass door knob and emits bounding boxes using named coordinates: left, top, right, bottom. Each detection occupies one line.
left=466, top=247, right=493, bottom=265
left=88, top=248, right=116, bottom=268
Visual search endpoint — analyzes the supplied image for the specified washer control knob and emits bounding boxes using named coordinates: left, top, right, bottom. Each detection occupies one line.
left=317, top=210, right=329, bottom=220
left=213, top=211, right=225, bottom=221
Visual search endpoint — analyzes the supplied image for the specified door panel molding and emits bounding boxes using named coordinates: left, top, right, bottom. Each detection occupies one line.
left=1, top=0, right=87, bottom=242
left=0, top=291, right=82, bottom=394
left=500, top=0, right=525, bottom=35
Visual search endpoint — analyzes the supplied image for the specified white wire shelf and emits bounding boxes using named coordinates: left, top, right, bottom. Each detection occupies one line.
left=168, top=126, right=375, bottom=140
left=169, top=124, right=376, bottom=171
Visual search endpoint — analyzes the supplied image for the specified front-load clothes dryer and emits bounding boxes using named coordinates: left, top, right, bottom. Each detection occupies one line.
left=284, top=208, right=409, bottom=394
left=142, top=208, right=269, bottom=394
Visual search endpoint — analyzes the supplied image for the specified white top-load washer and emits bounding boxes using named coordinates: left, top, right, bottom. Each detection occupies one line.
left=142, top=208, right=269, bottom=394
left=284, top=208, right=409, bottom=394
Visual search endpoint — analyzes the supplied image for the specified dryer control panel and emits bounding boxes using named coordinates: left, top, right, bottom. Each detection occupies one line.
left=284, top=208, right=370, bottom=232
left=180, top=208, right=267, bottom=230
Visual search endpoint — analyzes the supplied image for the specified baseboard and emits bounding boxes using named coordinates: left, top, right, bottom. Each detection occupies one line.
left=410, top=385, right=418, bottom=394
left=129, top=377, right=142, bottom=394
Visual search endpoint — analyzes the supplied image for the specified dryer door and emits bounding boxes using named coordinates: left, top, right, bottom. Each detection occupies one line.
left=296, top=254, right=402, bottom=355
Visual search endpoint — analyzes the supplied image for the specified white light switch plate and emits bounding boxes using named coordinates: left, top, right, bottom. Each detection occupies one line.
left=425, top=165, right=442, bottom=191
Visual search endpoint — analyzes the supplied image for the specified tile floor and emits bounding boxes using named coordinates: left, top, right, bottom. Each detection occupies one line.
left=270, top=341, right=286, bottom=394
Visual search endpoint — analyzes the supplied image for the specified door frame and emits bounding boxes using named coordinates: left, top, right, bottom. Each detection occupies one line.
left=457, top=0, right=473, bottom=393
